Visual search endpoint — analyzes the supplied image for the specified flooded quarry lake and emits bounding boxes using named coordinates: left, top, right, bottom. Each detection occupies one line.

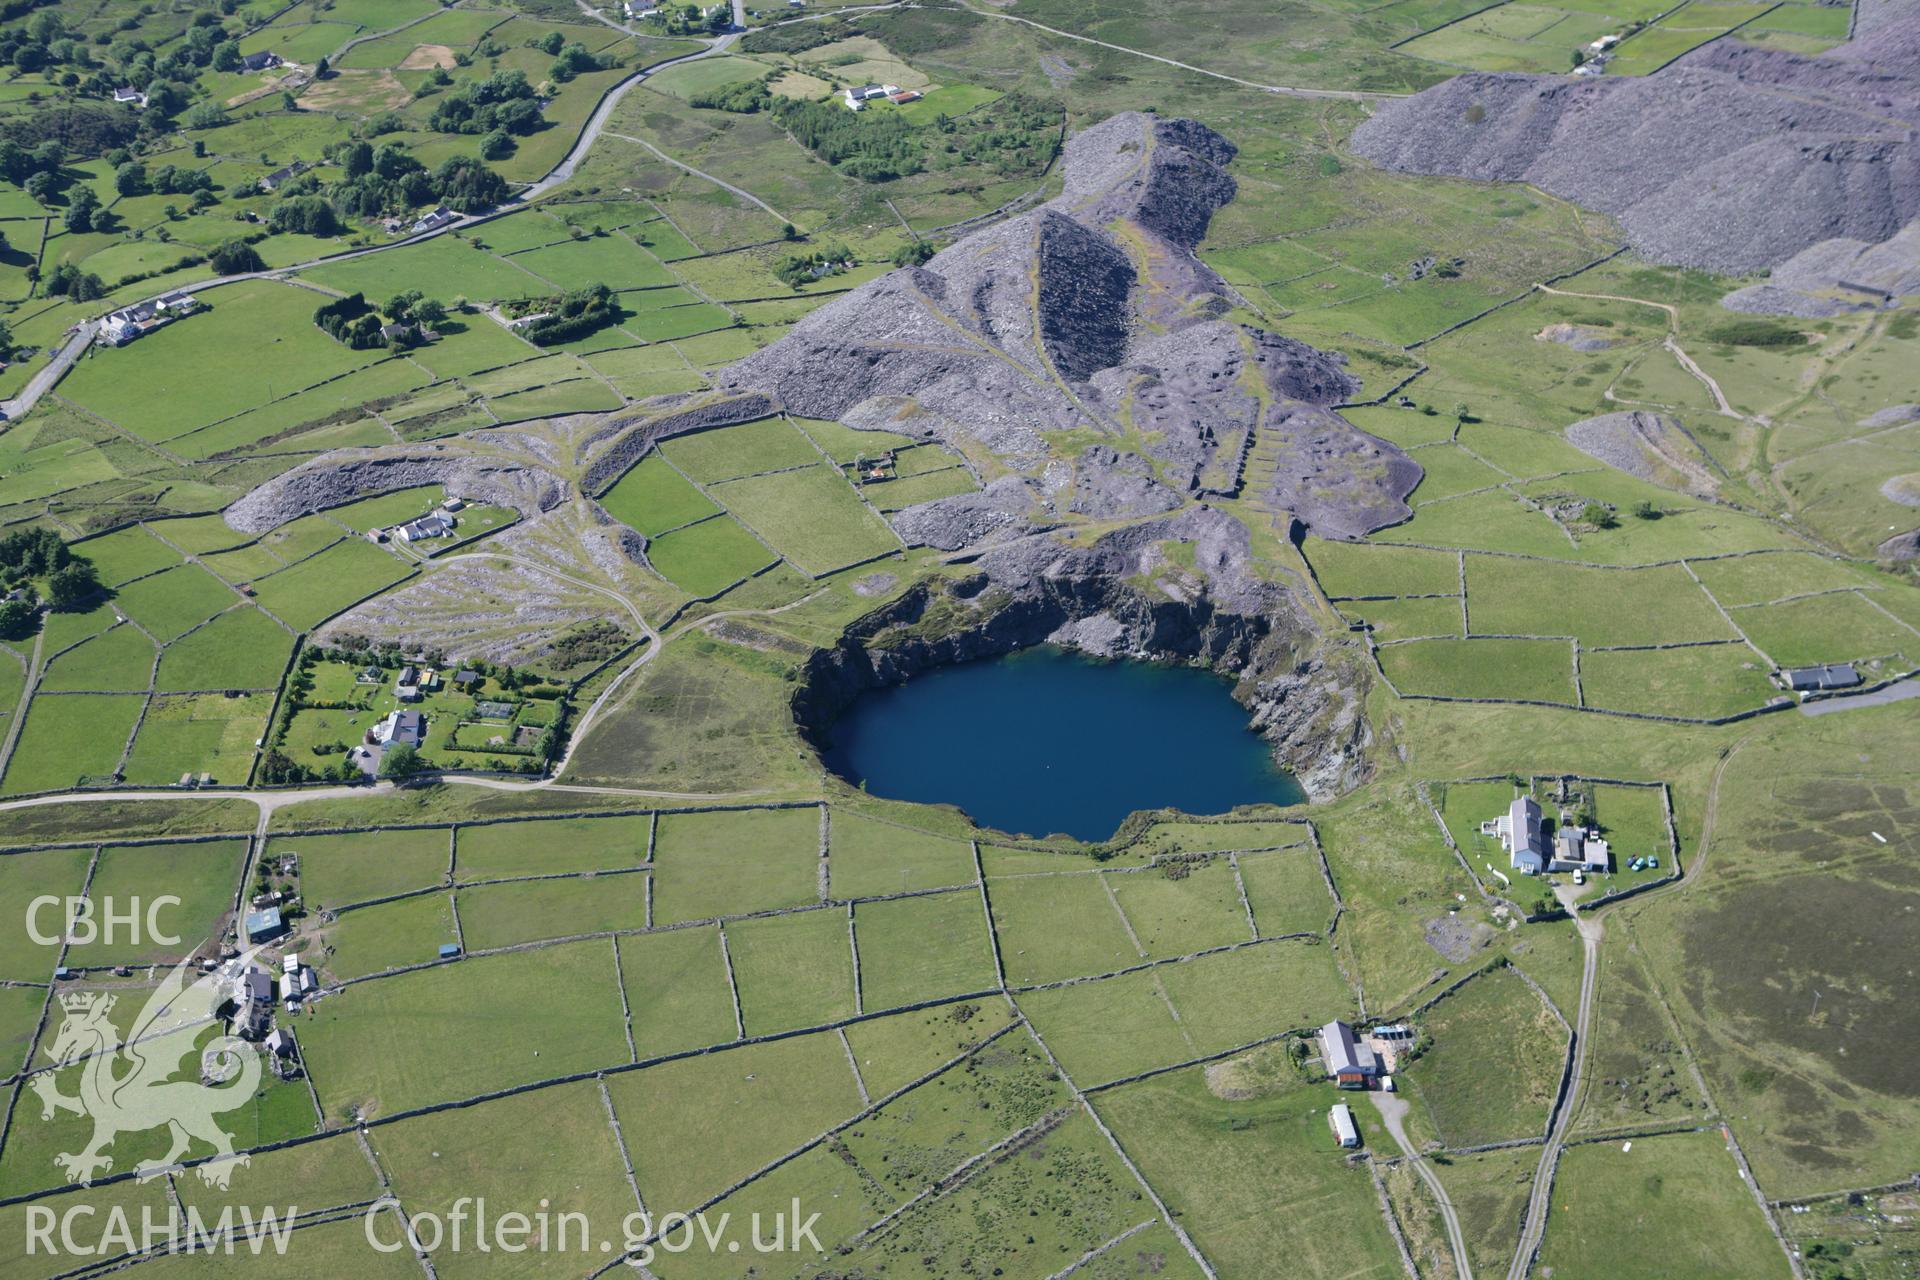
left=822, top=646, right=1303, bottom=841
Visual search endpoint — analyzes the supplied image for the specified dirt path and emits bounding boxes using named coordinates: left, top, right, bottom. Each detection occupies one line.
left=604, top=131, right=798, bottom=228
left=1535, top=283, right=1739, bottom=419
left=1370, top=1091, right=1473, bottom=1280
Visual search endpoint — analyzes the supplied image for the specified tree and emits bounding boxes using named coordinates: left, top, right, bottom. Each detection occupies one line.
left=0, top=316, right=12, bottom=361
left=64, top=188, right=99, bottom=233
left=342, top=139, right=373, bottom=178
left=24, top=171, right=55, bottom=202
left=1580, top=501, right=1619, bottom=530
left=1631, top=499, right=1661, bottom=521
left=410, top=297, right=447, bottom=328
left=212, top=40, right=240, bottom=71
left=45, top=561, right=101, bottom=611
left=113, top=160, right=146, bottom=196
left=378, top=742, right=422, bottom=778
left=0, top=597, right=35, bottom=640
left=479, top=128, right=513, bottom=160
left=314, top=55, right=330, bottom=78
left=210, top=239, right=264, bottom=273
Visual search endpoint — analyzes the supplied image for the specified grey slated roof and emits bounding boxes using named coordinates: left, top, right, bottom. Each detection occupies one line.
left=1319, top=1020, right=1379, bottom=1076
left=1785, top=663, right=1864, bottom=690
left=1511, top=796, right=1543, bottom=853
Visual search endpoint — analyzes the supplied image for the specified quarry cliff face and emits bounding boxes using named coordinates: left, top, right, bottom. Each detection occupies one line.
left=1348, top=10, right=1920, bottom=274
left=792, top=506, right=1376, bottom=803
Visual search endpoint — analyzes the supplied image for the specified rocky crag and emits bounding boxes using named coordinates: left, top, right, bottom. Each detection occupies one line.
left=1349, top=6, right=1920, bottom=274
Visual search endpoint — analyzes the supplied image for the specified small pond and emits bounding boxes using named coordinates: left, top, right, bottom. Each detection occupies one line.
left=821, top=646, right=1303, bottom=841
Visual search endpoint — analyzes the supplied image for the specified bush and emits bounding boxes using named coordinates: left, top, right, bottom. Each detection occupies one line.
left=892, top=240, right=935, bottom=267
left=689, top=78, right=769, bottom=113
left=1580, top=501, right=1619, bottom=530
left=1705, top=319, right=1806, bottom=349
left=519, top=282, right=617, bottom=345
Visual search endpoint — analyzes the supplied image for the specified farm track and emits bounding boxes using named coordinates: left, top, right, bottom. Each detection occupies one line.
left=1372, top=1090, right=1473, bottom=1280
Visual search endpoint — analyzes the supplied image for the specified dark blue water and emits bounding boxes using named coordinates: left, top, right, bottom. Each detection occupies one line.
left=822, top=646, right=1303, bottom=841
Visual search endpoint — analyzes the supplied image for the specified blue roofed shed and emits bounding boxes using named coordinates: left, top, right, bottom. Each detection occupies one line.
left=244, top=906, right=285, bottom=943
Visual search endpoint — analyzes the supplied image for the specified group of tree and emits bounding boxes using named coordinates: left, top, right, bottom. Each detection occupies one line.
left=530, top=32, right=606, bottom=83
left=518, top=283, right=617, bottom=346
left=313, top=291, right=445, bottom=349
left=291, top=141, right=508, bottom=228
left=268, top=193, right=343, bottom=236
left=312, top=292, right=388, bottom=349
left=110, top=151, right=214, bottom=199
left=773, top=242, right=854, bottom=289
left=645, top=4, right=733, bottom=36
left=772, top=96, right=923, bottom=181
left=384, top=290, right=447, bottom=329
left=43, top=260, right=107, bottom=301
left=773, top=87, right=1057, bottom=183
left=427, top=70, right=544, bottom=138
left=210, top=238, right=265, bottom=273
left=0, top=138, right=64, bottom=192
left=0, top=9, right=252, bottom=125
left=0, top=528, right=99, bottom=636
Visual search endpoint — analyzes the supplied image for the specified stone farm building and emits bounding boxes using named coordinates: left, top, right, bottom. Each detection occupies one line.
left=1782, top=663, right=1861, bottom=693
left=101, top=292, right=199, bottom=346
left=1484, top=795, right=1610, bottom=876
left=1319, top=1019, right=1381, bottom=1089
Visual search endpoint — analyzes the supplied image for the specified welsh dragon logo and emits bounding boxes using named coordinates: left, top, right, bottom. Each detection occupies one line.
left=30, top=949, right=265, bottom=1189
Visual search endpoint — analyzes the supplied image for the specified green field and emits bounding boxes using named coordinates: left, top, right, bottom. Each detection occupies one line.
left=1537, top=1131, right=1792, bottom=1277
left=301, top=942, right=630, bottom=1123
left=598, top=452, right=721, bottom=534
left=645, top=513, right=779, bottom=596
left=651, top=806, right=822, bottom=924
left=1379, top=636, right=1578, bottom=702
left=711, top=464, right=901, bottom=576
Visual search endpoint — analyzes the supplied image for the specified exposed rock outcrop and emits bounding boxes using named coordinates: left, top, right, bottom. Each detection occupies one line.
left=224, top=453, right=566, bottom=534
left=1349, top=7, right=1920, bottom=273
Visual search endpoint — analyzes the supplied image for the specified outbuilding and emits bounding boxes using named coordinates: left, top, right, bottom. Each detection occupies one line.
left=1319, top=1020, right=1381, bottom=1088
left=1782, top=663, right=1861, bottom=693
left=243, top=906, right=285, bottom=943
left=1329, top=1103, right=1359, bottom=1148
